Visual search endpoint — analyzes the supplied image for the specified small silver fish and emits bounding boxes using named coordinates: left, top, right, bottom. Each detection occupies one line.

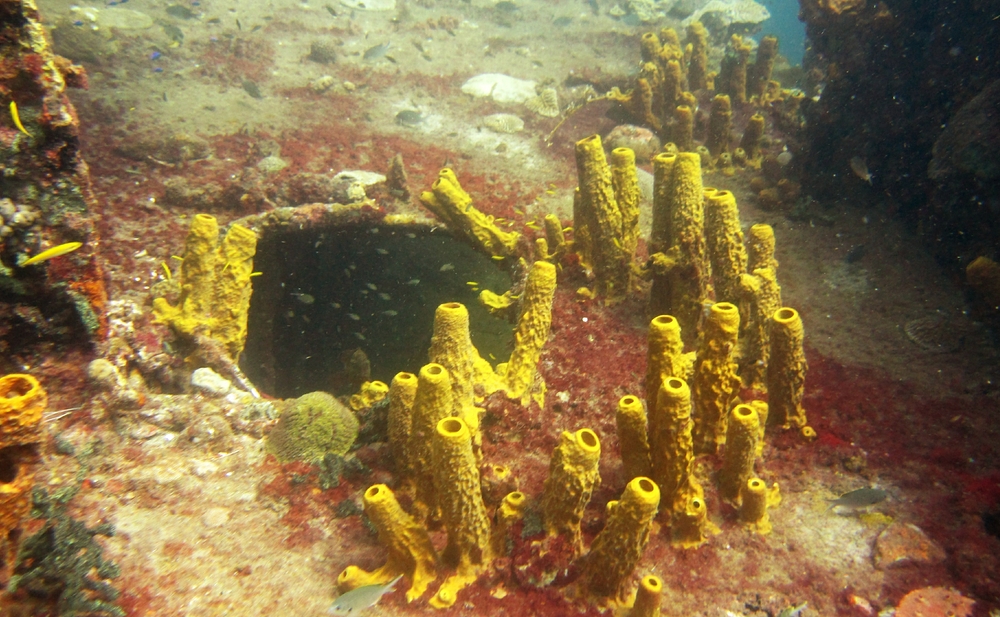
left=328, top=574, right=402, bottom=615
left=776, top=150, right=793, bottom=166
left=378, top=293, right=391, bottom=301
left=382, top=310, right=398, bottom=316
left=291, top=293, right=315, bottom=305
left=440, top=263, right=455, bottom=271
left=366, top=283, right=378, bottom=291
left=353, top=332, right=367, bottom=341
left=778, top=602, right=807, bottom=617
left=375, top=248, right=389, bottom=255
left=363, top=42, right=390, bottom=61
left=828, top=487, right=887, bottom=510
left=348, top=313, right=361, bottom=321
left=849, top=156, right=872, bottom=184
left=405, top=278, right=420, bottom=286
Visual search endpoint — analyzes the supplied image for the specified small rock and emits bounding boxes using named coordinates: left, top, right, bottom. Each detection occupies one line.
left=874, top=522, right=946, bottom=569
left=191, top=367, right=232, bottom=396
left=191, top=459, right=219, bottom=477
left=606, top=124, right=662, bottom=163
left=88, top=358, right=124, bottom=391
left=461, top=73, right=538, bottom=104
left=257, top=155, right=289, bottom=174
left=202, top=506, right=231, bottom=528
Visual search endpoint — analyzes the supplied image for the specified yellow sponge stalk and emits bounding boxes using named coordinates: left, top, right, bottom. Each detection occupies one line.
left=492, top=491, right=527, bottom=556
left=767, top=307, right=807, bottom=428
left=541, top=428, right=602, bottom=553
left=350, top=380, right=389, bottom=411
left=428, top=302, right=498, bottom=451
left=692, top=302, right=742, bottom=454
left=152, top=214, right=257, bottom=359
left=670, top=494, right=718, bottom=549
left=498, top=260, right=557, bottom=407
left=717, top=404, right=761, bottom=506
left=579, top=477, right=660, bottom=602
left=645, top=315, right=694, bottom=420
left=574, top=135, right=632, bottom=302
left=739, top=224, right=782, bottom=391
left=648, top=152, right=711, bottom=343
left=704, top=189, right=747, bottom=305
left=738, top=477, right=781, bottom=535
left=337, top=484, right=439, bottom=602
left=387, top=371, right=418, bottom=476
left=419, top=168, right=520, bottom=258
left=616, top=395, right=652, bottom=481
left=629, top=574, right=663, bottom=617
left=430, top=417, right=491, bottom=608
left=648, top=376, right=700, bottom=518
left=611, top=147, right=641, bottom=275
left=408, top=363, right=454, bottom=521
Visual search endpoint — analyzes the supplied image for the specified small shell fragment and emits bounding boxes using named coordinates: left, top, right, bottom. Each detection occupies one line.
left=483, top=113, right=524, bottom=134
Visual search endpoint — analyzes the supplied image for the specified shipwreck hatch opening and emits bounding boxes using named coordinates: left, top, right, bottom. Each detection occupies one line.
left=242, top=222, right=515, bottom=399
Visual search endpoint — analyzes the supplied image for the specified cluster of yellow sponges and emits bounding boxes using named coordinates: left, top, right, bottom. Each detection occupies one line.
left=152, top=213, right=258, bottom=359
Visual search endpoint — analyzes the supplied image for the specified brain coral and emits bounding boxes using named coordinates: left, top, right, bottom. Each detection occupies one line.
left=266, top=392, right=359, bottom=463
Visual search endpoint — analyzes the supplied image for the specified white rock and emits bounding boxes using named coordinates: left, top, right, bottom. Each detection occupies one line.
left=202, top=507, right=231, bottom=528
left=191, top=459, right=220, bottom=477
left=191, top=368, right=232, bottom=397
left=340, top=0, right=396, bottom=11
left=461, top=73, right=538, bottom=105
left=682, top=0, right=769, bottom=27
left=334, top=170, right=386, bottom=186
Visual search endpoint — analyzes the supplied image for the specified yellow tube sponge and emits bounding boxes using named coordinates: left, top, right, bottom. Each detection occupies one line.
left=717, top=404, right=761, bottom=506
left=430, top=417, right=491, bottom=608
left=649, top=152, right=711, bottom=343
left=574, top=135, right=632, bottom=302
left=739, top=224, right=782, bottom=391
left=152, top=214, right=258, bottom=359
left=750, top=36, right=778, bottom=101
left=739, top=113, right=765, bottom=162
left=419, top=168, right=520, bottom=258
left=408, top=363, right=454, bottom=521
left=673, top=105, right=694, bottom=152
left=645, top=315, right=694, bottom=418
left=337, top=484, right=439, bottom=602
left=692, top=302, right=742, bottom=454
left=670, top=494, right=717, bottom=549
left=387, top=371, right=418, bottom=476
left=611, top=147, right=641, bottom=271
left=349, top=380, right=389, bottom=411
left=648, top=376, right=700, bottom=517
left=616, top=395, right=652, bottom=481
left=649, top=152, right=676, bottom=255
left=428, top=302, right=496, bottom=448
left=738, top=477, right=781, bottom=534
left=767, top=307, right=807, bottom=428
left=541, top=428, right=602, bottom=553
left=629, top=575, right=663, bottom=617
left=0, top=374, right=45, bottom=580
left=580, top=477, right=660, bottom=602
left=704, top=189, right=748, bottom=305
left=499, top=260, right=557, bottom=407
left=492, top=491, right=527, bottom=556
left=705, top=95, right=733, bottom=157
left=543, top=213, right=567, bottom=262
left=686, top=22, right=709, bottom=91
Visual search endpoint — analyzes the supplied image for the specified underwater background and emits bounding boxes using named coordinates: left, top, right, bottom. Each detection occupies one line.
left=0, top=0, right=998, bottom=615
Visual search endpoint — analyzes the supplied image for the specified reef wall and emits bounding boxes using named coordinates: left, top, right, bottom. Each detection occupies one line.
left=798, top=0, right=1000, bottom=267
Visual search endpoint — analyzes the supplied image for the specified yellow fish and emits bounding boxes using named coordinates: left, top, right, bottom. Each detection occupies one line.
left=21, top=242, right=83, bottom=266
left=9, top=101, right=29, bottom=136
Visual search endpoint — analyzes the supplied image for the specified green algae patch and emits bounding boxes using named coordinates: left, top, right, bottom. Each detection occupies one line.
left=266, top=391, right=359, bottom=463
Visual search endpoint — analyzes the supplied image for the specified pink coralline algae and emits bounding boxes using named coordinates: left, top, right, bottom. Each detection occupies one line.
left=895, top=587, right=975, bottom=617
